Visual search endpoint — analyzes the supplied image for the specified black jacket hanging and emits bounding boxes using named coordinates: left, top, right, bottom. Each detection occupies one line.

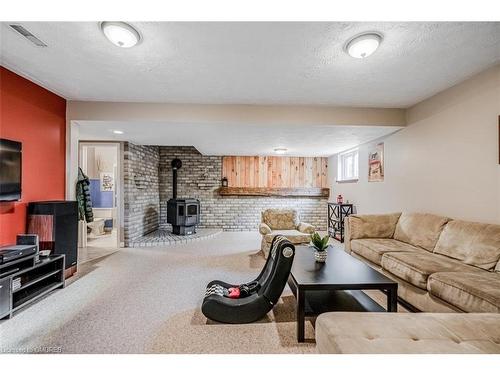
left=76, top=167, right=94, bottom=222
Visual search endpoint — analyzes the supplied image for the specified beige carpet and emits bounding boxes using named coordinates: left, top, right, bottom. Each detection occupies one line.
left=0, top=232, right=405, bottom=354
left=0, top=232, right=317, bottom=353
left=148, top=295, right=315, bottom=353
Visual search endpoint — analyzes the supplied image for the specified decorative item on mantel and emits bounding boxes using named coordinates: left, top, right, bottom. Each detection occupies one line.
left=311, top=232, right=330, bottom=263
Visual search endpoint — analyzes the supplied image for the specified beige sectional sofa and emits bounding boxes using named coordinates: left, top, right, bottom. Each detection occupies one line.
left=316, top=312, right=500, bottom=353
left=344, top=212, right=500, bottom=313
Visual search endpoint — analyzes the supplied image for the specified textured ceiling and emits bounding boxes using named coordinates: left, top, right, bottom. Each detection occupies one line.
left=1, top=22, right=499, bottom=107
left=76, top=121, right=401, bottom=156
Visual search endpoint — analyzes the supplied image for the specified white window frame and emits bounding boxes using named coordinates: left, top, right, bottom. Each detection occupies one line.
left=337, top=148, right=359, bottom=183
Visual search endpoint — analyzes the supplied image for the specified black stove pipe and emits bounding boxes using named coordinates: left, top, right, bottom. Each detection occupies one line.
left=171, top=158, right=182, bottom=200
left=172, top=169, right=177, bottom=199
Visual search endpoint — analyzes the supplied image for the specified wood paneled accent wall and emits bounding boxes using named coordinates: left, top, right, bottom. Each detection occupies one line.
left=222, top=156, right=328, bottom=188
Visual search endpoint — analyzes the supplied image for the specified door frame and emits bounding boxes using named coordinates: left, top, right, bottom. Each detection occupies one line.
left=77, top=141, right=124, bottom=248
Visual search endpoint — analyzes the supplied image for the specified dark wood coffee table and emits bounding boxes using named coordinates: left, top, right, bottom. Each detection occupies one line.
left=287, top=245, right=398, bottom=342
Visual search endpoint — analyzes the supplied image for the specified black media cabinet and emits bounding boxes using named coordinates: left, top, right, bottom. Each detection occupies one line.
left=0, top=254, right=65, bottom=319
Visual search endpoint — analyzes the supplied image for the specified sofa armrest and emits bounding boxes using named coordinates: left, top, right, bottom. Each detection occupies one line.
left=347, top=213, right=402, bottom=241
left=259, top=223, right=272, bottom=235
left=344, top=218, right=352, bottom=253
left=297, top=222, right=315, bottom=234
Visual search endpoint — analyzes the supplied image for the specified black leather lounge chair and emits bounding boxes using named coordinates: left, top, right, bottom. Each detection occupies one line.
left=202, top=235, right=295, bottom=324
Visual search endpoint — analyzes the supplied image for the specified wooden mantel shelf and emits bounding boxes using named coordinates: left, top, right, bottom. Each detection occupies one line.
left=217, top=187, right=330, bottom=198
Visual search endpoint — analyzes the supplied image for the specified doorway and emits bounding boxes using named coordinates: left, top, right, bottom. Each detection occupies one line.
left=78, top=142, right=122, bottom=262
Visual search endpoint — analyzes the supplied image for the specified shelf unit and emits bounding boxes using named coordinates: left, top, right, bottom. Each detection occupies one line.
left=327, top=203, right=354, bottom=243
left=0, top=255, right=65, bottom=319
left=217, top=186, right=330, bottom=198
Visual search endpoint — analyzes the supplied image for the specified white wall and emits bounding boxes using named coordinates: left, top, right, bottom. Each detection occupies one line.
left=329, top=65, right=500, bottom=224
left=67, top=102, right=406, bottom=127
left=82, top=145, right=117, bottom=180
left=66, top=104, right=405, bottom=202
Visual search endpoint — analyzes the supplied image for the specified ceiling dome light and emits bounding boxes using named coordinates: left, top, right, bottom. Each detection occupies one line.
left=113, top=130, right=124, bottom=134
left=345, top=32, right=382, bottom=59
left=274, top=148, right=288, bottom=155
left=100, top=21, right=141, bottom=48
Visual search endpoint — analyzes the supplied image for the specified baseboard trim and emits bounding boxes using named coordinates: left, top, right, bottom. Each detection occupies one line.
left=65, top=265, right=77, bottom=279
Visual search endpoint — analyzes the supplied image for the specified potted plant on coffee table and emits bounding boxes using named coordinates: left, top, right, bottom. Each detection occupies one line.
left=311, top=232, right=330, bottom=263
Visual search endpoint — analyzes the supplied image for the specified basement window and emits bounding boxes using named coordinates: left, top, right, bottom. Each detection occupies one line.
left=337, top=148, right=359, bottom=183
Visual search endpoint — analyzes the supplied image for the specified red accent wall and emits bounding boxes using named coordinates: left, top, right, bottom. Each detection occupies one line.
left=0, top=67, right=66, bottom=245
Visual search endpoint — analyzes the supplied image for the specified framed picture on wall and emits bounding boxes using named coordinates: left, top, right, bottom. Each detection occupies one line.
left=100, top=172, right=114, bottom=191
left=368, top=142, right=384, bottom=182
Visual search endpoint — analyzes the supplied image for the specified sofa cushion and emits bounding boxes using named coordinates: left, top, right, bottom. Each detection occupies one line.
left=381, top=251, right=478, bottom=289
left=315, top=312, right=500, bottom=354
left=348, top=213, right=401, bottom=240
left=433, top=220, right=500, bottom=271
left=428, top=272, right=500, bottom=313
left=393, top=212, right=450, bottom=251
left=264, top=230, right=310, bottom=244
left=351, top=238, right=426, bottom=266
left=261, top=209, right=299, bottom=230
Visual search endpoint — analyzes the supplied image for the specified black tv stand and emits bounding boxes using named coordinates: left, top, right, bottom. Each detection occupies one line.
left=0, top=254, right=65, bottom=319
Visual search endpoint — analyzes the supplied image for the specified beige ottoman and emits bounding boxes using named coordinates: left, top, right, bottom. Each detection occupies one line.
left=315, top=312, right=500, bottom=354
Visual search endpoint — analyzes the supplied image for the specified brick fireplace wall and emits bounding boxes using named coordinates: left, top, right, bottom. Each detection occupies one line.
left=123, top=144, right=328, bottom=244
left=123, top=143, right=160, bottom=243
left=158, top=146, right=327, bottom=231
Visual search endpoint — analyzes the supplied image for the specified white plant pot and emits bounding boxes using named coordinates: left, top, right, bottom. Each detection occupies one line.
left=314, top=248, right=328, bottom=263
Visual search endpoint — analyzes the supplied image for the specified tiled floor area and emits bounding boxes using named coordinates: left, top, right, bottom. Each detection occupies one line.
left=78, top=230, right=120, bottom=264
left=128, top=228, right=223, bottom=247
left=87, top=230, right=117, bottom=247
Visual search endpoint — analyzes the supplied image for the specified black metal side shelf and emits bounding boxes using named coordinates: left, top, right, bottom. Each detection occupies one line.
left=327, top=203, right=353, bottom=243
left=0, top=255, right=65, bottom=320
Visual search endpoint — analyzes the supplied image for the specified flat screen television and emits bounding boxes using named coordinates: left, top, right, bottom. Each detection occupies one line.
left=0, top=138, right=22, bottom=201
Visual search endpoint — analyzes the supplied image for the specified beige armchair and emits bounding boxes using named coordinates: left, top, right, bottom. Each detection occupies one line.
left=259, top=209, right=315, bottom=257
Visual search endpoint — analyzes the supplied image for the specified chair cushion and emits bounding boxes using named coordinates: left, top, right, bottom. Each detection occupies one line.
left=381, top=251, right=478, bottom=289
left=433, top=220, right=500, bottom=270
left=316, top=312, right=500, bottom=354
left=394, top=212, right=450, bottom=251
left=428, top=272, right=500, bottom=313
left=261, top=209, right=299, bottom=230
left=350, top=238, right=426, bottom=266
left=264, top=230, right=310, bottom=244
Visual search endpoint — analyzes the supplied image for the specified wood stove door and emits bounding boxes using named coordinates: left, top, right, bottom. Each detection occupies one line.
left=187, top=205, right=198, bottom=216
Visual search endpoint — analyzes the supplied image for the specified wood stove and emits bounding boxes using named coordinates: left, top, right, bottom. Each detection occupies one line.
left=166, top=159, right=200, bottom=235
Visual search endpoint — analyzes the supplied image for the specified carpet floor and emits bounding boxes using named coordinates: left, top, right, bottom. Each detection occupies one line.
left=1, top=232, right=319, bottom=354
